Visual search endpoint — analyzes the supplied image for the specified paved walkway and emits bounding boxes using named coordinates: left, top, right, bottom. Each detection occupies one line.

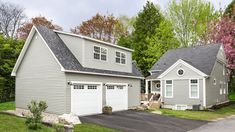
left=80, top=110, right=207, bottom=132
left=190, top=116, right=235, bottom=132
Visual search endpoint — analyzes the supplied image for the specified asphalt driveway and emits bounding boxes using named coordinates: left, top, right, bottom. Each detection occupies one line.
left=80, top=110, right=207, bottom=132
left=190, top=115, right=235, bottom=132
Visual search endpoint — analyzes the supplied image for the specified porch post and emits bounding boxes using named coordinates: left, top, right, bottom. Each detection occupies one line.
left=145, top=80, right=148, bottom=94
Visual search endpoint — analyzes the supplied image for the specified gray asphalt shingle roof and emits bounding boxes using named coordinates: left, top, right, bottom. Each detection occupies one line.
left=36, top=26, right=143, bottom=78
left=146, top=44, right=221, bottom=79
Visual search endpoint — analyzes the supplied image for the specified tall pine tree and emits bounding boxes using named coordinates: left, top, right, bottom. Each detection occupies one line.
left=132, top=1, right=163, bottom=76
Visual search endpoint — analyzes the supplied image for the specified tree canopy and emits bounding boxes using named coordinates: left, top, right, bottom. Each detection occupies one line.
left=17, top=16, right=62, bottom=40
left=71, top=13, right=128, bottom=44
left=0, top=34, right=24, bottom=102
left=167, top=0, right=219, bottom=47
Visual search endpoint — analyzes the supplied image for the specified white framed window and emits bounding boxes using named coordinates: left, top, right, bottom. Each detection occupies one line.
left=223, top=88, right=226, bottom=94
left=165, top=80, right=173, bottom=98
left=88, top=85, right=97, bottom=90
left=213, top=78, right=216, bottom=85
left=220, top=88, right=223, bottom=95
left=177, top=68, right=184, bottom=76
left=94, top=46, right=107, bottom=61
left=116, top=51, right=126, bottom=64
left=223, top=64, right=226, bottom=75
left=107, top=85, right=115, bottom=89
left=117, top=85, right=124, bottom=89
left=189, top=79, right=199, bottom=99
left=74, top=85, right=84, bottom=89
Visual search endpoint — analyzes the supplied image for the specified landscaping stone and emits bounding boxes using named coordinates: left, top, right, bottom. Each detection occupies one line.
left=152, top=110, right=162, bottom=115
left=58, top=113, right=81, bottom=125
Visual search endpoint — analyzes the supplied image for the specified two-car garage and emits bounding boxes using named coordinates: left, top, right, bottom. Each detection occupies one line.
left=71, top=81, right=128, bottom=116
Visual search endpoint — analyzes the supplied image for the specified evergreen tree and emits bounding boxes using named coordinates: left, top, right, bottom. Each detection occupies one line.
left=132, top=1, right=163, bottom=76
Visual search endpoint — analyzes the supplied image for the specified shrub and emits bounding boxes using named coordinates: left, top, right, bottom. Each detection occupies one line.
left=25, top=100, right=48, bottom=130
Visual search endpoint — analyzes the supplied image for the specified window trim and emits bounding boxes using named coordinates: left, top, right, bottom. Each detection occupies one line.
left=115, top=50, right=126, bottom=65
left=213, top=78, right=216, bottom=85
left=165, top=80, right=173, bottom=98
left=189, top=79, right=199, bottom=99
left=93, top=45, right=108, bottom=61
left=223, top=64, right=225, bottom=75
left=177, top=68, right=184, bottom=76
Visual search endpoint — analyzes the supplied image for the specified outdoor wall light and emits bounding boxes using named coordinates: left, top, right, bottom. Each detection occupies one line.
left=67, top=81, right=72, bottom=86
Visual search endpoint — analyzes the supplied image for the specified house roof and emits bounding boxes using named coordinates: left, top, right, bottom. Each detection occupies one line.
left=12, top=26, right=143, bottom=79
left=146, top=44, right=222, bottom=79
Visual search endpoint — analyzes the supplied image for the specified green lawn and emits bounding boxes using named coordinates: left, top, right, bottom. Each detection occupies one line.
left=0, top=113, right=54, bottom=132
left=0, top=102, right=117, bottom=132
left=0, top=101, right=15, bottom=111
left=74, top=123, right=119, bottom=132
left=154, top=104, right=235, bottom=121
left=229, top=91, right=235, bottom=101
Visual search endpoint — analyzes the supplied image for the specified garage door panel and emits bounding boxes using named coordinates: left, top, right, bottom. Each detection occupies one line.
left=106, top=84, right=128, bottom=111
left=71, top=83, right=102, bottom=116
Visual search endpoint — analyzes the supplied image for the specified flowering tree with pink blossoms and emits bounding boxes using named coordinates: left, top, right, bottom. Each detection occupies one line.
left=210, top=17, right=235, bottom=70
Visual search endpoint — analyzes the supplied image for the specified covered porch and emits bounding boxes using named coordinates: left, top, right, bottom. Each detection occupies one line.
left=141, top=79, right=162, bottom=106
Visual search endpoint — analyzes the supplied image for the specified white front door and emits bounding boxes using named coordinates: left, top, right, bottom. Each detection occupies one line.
left=106, top=84, right=128, bottom=111
left=71, top=82, right=102, bottom=116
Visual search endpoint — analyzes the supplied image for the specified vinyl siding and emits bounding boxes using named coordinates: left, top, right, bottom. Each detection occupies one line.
left=57, top=33, right=84, bottom=64
left=206, top=60, right=228, bottom=107
left=15, top=32, right=67, bottom=114
left=65, top=73, right=141, bottom=113
left=58, top=32, right=132, bottom=73
left=82, top=40, right=132, bottom=73
left=161, top=62, right=204, bottom=108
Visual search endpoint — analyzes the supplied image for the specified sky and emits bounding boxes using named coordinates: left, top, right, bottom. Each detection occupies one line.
left=6, top=0, right=232, bottom=31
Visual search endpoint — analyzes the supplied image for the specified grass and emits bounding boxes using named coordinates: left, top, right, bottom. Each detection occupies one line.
left=0, top=101, right=15, bottom=111
left=0, top=102, right=118, bottom=132
left=0, top=113, right=54, bottom=132
left=74, top=123, right=119, bottom=132
left=152, top=103, right=235, bottom=121
left=229, top=91, right=235, bottom=101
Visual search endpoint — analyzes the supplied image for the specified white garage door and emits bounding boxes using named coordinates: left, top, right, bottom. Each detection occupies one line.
left=71, top=82, right=102, bottom=116
left=106, top=84, right=128, bottom=111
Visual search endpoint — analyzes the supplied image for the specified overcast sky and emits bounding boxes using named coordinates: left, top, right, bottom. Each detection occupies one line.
left=6, top=0, right=232, bottom=31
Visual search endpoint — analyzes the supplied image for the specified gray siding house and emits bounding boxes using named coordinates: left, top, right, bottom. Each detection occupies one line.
left=146, top=44, right=229, bottom=110
left=11, top=26, right=143, bottom=115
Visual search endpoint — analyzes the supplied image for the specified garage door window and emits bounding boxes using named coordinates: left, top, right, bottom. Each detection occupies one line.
left=74, top=85, right=84, bottom=89
left=88, top=85, right=97, bottom=89
left=117, top=86, right=124, bottom=89
left=107, top=85, right=115, bottom=89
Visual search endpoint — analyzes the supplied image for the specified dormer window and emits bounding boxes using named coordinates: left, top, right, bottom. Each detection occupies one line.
left=94, top=46, right=107, bottom=61
left=116, top=51, right=126, bottom=64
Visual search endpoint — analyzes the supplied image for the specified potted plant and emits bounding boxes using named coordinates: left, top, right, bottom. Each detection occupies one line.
left=102, top=106, right=112, bottom=115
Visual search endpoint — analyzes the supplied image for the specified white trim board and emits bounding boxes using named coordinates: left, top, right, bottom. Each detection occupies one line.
left=63, top=70, right=144, bottom=79
left=11, top=26, right=65, bottom=76
left=11, top=26, right=143, bottom=79
left=158, top=59, right=208, bottom=79
left=54, top=30, right=134, bottom=52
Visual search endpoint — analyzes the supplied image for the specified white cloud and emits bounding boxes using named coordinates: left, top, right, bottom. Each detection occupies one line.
left=5, top=0, right=232, bottom=31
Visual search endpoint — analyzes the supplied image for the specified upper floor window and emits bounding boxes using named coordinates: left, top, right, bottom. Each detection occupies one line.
left=223, top=65, right=226, bottom=75
left=189, top=79, right=199, bottom=98
left=94, top=46, right=107, bottom=61
left=116, top=51, right=126, bottom=64
left=213, top=78, right=216, bottom=85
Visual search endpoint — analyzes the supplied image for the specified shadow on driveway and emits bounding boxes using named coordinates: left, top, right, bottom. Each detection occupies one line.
left=80, top=110, right=208, bottom=132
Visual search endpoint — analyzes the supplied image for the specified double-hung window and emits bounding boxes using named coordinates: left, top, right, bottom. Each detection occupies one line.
left=165, top=80, right=173, bottom=98
left=94, top=46, right=107, bottom=61
left=189, top=79, right=199, bottom=98
left=116, top=51, right=126, bottom=64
